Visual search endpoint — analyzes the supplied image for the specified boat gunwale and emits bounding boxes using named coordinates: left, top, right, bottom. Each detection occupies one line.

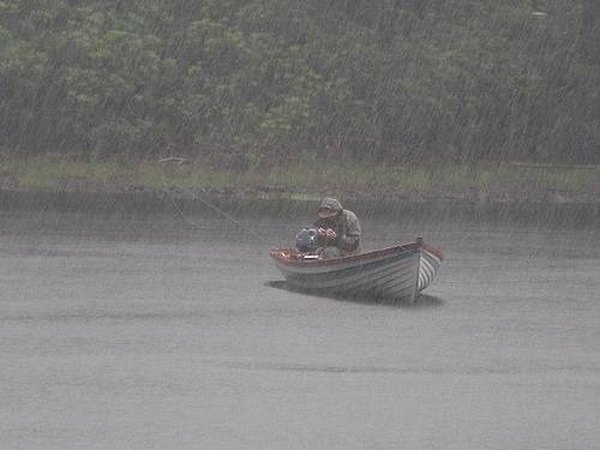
left=270, top=239, right=444, bottom=268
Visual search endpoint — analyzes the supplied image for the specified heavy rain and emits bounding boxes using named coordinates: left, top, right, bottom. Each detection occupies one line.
left=1, top=2, right=600, bottom=449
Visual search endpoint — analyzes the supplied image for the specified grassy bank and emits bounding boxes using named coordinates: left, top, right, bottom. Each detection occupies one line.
left=1, top=155, right=599, bottom=204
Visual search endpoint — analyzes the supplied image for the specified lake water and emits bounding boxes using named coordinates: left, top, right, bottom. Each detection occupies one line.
left=1, top=192, right=599, bottom=450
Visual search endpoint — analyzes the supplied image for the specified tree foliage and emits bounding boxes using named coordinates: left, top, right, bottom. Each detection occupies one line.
left=1, top=0, right=598, bottom=165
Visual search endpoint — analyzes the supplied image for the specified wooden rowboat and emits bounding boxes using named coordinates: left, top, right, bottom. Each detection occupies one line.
left=269, top=237, right=444, bottom=303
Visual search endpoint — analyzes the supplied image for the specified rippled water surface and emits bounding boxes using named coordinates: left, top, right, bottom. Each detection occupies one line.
left=1, top=192, right=599, bottom=449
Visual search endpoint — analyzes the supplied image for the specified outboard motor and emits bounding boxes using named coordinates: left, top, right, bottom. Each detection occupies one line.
left=295, top=227, right=319, bottom=253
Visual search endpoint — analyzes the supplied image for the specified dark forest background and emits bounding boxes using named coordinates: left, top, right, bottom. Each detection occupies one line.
left=1, top=0, right=599, bottom=168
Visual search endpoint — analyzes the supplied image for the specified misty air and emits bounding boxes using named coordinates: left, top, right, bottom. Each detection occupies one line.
left=1, top=2, right=599, bottom=449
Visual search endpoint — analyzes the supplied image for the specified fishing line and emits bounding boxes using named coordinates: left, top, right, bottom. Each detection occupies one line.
left=156, top=158, right=263, bottom=238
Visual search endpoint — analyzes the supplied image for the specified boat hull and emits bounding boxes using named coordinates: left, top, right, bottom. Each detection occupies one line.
left=270, top=238, right=443, bottom=302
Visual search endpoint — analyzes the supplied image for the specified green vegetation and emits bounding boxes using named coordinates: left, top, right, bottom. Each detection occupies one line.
left=1, top=1, right=599, bottom=169
left=2, top=155, right=598, bottom=203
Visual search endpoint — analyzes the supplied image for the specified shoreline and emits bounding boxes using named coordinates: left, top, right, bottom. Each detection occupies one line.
left=1, top=157, right=599, bottom=205
left=2, top=180, right=598, bottom=207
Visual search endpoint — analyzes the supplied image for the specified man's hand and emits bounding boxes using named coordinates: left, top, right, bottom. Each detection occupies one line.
left=318, top=227, right=337, bottom=240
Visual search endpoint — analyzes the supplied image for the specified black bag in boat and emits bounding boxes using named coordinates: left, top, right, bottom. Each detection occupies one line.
left=295, top=227, right=319, bottom=253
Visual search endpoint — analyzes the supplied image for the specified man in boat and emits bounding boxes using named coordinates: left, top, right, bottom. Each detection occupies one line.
left=314, top=197, right=362, bottom=258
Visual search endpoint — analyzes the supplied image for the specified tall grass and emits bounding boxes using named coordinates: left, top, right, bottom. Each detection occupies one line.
left=1, top=155, right=598, bottom=200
